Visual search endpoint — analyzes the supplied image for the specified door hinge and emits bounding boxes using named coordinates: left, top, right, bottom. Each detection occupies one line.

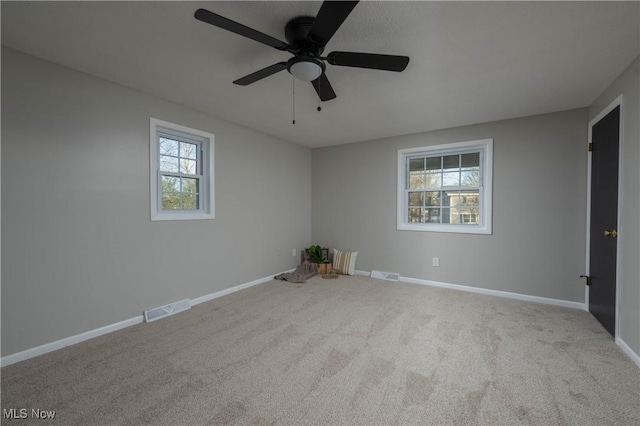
left=588, top=142, right=593, bottom=152
left=580, top=275, right=591, bottom=286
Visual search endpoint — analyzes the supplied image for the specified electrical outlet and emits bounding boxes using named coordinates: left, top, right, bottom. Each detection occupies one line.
left=432, top=257, right=440, bottom=267
left=292, top=248, right=297, bottom=257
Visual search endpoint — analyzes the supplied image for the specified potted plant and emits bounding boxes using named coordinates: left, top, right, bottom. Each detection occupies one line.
left=306, top=245, right=331, bottom=274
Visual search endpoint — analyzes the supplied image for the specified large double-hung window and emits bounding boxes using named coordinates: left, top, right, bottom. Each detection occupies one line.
left=397, top=139, right=492, bottom=234
left=150, top=118, right=214, bottom=221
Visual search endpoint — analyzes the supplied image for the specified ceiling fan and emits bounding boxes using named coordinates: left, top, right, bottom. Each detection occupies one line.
left=194, top=1, right=410, bottom=102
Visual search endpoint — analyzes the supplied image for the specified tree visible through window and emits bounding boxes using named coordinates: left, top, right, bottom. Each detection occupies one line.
left=159, top=136, right=200, bottom=210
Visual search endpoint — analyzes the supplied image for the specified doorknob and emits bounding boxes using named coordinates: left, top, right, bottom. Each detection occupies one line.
left=604, top=229, right=618, bottom=238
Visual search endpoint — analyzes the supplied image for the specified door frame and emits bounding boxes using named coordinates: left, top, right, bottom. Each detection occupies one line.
left=585, top=94, right=624, bottom=338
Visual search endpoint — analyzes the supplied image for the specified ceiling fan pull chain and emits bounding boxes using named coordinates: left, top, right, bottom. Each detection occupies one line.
left=292, top=76, right=296, bottom=125
left=317, top=77, right=322, bottom=112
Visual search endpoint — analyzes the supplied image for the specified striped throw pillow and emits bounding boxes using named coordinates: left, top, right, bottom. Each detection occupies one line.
left=333, top=249, right=358, bottom=275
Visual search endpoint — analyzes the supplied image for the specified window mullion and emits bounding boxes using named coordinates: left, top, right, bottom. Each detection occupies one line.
left=160, top=171, right=203, bottom=179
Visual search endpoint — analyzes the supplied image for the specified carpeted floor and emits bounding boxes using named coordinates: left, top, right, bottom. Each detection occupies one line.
left=2, top=275, right=639, bottom=425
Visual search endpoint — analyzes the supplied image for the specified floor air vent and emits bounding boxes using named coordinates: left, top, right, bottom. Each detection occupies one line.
left=370, top=270, right=400, bottom=281
left=144, top=299, right=191, bottom=322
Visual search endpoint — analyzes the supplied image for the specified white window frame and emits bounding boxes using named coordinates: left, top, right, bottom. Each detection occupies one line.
left=150, top=118, right=215, bottom=221
left=397, top=139, right=493, bottom=234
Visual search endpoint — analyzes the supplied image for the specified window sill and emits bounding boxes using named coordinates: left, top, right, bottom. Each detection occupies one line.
left=397, top=223, right=492, bottom=235
left=151, top=211, right=215, bottom=221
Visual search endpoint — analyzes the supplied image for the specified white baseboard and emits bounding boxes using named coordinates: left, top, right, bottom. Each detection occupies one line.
left=402, top=276, right=585, bottom=310
left=1, top=269, right=292, bottom=367
left=362, top=269, right=585, bottom=310
left=616, top=337, right=640, bottom=368
left=191, top=268, right=293, bottom=306
left=0, top=316, right=144, bottom=368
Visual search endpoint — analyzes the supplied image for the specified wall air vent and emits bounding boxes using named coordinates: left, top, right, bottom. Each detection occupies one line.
left=370, top=270, right=400, bottom=281
left=144, top=299, right=191, bottom=322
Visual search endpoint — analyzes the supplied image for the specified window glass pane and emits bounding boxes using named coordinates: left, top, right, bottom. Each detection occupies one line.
left=408, top=208, right=423, bottom=223
left=448, top=191, right=461, bottom=207
left=441, top=208, right=451, bottom=224
left=461, top=169, right=480, bottom=187
left=408, top=191, right=424, bottom=207
left=425, top=172, right=441, bottom=189
left=424, top=208, right=440, bottom=223
left=460, top=191, right=479, bottom=206
left=161, top=193, right=181, bottom=210
left=180, top=159, right=197, bottom=175
left=182, top=194, right=198, bottom=210
left=162, top=175, right=180, bottom=192
left=409, top=172, right=425, bottom=190
left=180, top=142, right=198, bottom=160
left=159, top=138, right=179, bottom=156
left=442, top=171, right=459, bottom=187
left=461, top=152, right=480, bottom=168
left=442, top=191, right=452, bottom=207
left=182, top=178, right=198, bottom=193
left=425, top=191, right=440, bottom=206
left=409, top=158, right=425, bottom=172
left=449, top=207, right=461, bottom=224
left=425, top=157, right=441, bottom=171
left=443, top=155, right=459, bottom=170
left=159, top=156, right=179, bottom=173
left=460, top=208, right=480, bottom=224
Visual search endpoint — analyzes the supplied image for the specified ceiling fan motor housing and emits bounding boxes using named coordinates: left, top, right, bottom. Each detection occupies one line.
left=285, top=16, right=324, bottom=56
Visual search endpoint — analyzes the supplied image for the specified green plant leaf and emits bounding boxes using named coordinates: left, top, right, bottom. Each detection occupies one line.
left=306, top=245, right=327, bottom=263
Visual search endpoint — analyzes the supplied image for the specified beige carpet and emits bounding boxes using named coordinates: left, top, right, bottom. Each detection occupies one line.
left=2, top=275, right=639, bottom=425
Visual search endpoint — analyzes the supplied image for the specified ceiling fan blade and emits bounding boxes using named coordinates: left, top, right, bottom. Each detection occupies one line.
left=308, top=1, right=359, bottom=46
left=311, top=73, right=337, bottom=102
left=195, top=9, right=289, bottom=51
left=327, top=51, right=410, bottom=72
left=233, top=62, right=288, bottom=86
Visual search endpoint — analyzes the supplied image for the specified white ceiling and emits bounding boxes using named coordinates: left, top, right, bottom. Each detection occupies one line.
left=2, top=1, right=638, bottom=148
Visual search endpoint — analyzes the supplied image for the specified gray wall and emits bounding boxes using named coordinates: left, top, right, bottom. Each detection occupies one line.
left=589, top=56, right=640, bottom=357
left=1, top=48, right=311, bottom=357
left=312, top=109, right=588, bottom=303
left=4, top=44, right=637, bottom=363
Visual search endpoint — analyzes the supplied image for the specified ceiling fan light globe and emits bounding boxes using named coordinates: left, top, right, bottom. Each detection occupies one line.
left=288, top=59, right=324, bottom=81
